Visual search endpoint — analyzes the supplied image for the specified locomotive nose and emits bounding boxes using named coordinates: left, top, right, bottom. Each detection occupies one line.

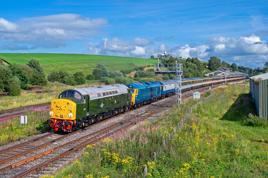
left=49, top=99, right=77, bottom=132
left=50, top=99, right=76, bottom=121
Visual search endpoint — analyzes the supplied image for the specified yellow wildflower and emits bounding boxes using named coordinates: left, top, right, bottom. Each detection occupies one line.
left=111, top=152, right=121, bottom=164
left=191, top=123, right=198, bottom=130
left=147, top=161, right=156, bottom=170
left=86, top=144, right=94, bottom=149
left=63, top=175, right=72, bottom=178
left=102, top=137, right=113, bottom=143
left=101, top=176, right=110, bottom=178
left=40, top=175, right=54, bottom=178
left=85, top=174, right=94, bottom=178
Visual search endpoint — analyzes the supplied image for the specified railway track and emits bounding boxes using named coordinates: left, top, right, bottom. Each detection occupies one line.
left=0, top=78, right=246, bottom=177
left=0, top=95, right=168, bottom=178
left=0, top=103, right=49, bottom=123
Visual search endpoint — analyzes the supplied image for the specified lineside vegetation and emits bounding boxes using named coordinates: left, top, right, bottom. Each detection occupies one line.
left=0, top=111, right=49, bottom=145
left=53, top=83, right=268, bottom=178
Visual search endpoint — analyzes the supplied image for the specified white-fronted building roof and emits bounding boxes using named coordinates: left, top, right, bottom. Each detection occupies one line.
left=250, top=73, right=268, bottom=81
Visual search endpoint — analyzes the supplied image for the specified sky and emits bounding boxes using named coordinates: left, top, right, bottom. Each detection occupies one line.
left=0, top=0, right=268, bottom=67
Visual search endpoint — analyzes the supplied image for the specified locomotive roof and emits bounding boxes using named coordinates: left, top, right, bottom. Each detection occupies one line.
left=127, top=81, right=161, bottom=89
left=74, top=84, right=129, bottom=100
left=160, top=80, right=177, bottom=85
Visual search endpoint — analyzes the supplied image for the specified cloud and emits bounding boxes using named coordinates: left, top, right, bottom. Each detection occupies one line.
left=131, top=46, right=146, bottom=56
left=212, top=35, right=268, bottom=55
left=88, top=37, right=150, bottom=57
left=88, top=34, right=268, bottom=67
left=171, top=35, right=268, bottom=67
left=0, top=18, right=17, bottom=31
left=209, top=34, right=268, bottom=66
left=175, top=44, right=209, bottom=59
left=133, top=38, right=150, bottom=46
left=0, top=14, right=107, bottom=50
left=103, top=38, right=131, bottom=53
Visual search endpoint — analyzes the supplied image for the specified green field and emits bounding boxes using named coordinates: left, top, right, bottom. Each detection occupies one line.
left=0, top=53, right=154, bottom=74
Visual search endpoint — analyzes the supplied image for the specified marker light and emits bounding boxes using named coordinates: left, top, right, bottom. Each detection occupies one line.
left=49, top=111, right=54, bottom=116
left=68, top=113, right=73, bottom=118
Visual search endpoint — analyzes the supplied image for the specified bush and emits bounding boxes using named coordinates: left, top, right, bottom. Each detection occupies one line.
left=109, top=71, right=124, bottom=78
left=48, top=71, right=69, bottom=83
left=100, top=77, right=115, bottom=84
left=115, top=77, right=134, bottom=84
left=92, top=64, right=109, bottom=79
left=242, top=114, right=268, bottom=127
left=6, top=77, right=21, bottom=96
left=135, top=70, right=155, bottom=78
left=27, top=59, right=47, bottom=86
left=121, top=69, right=134, bottom=75
left=86, top=74, right=95, bottom=80
left=0, top=65, right=12, bottom=91
left=27, top=59, right=44, bottom=73
left=48, top=71, right=77, bottom=85
left=162, top=75, right=170, bottom=80
left=0, top=80, right=4, bottom=92
left=30, top=71, right=47, bottom=86
left=64, top=76, right=76, bottom=85
left=10, top=64, right=33, bottom=89
left=73, top=72, right=86, bottom=85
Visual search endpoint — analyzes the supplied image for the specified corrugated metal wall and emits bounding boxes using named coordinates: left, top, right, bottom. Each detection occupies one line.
left=250, top=78, right=268, bottom=119
left=259, top=80, right=268, bottom=118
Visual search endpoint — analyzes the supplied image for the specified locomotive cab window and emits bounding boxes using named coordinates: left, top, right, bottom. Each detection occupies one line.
left=59, top=90, right=83, bottom=103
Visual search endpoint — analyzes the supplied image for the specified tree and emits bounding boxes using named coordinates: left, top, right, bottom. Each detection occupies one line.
left=10, top=64, right=33, bottom=89
left=27, top=59, right=47, bottom=85
left=48, top=71, right=69, bottom=83
left=100, top=77, right=115, bottom=84
left=0, top=65, right=12, bottom=91
left=109, top=71, right=124, bottom=78
left=265, top=61, right=268, bottom=68
left=92, top=64, right=109, bottom=79
left=6, top=77, right=21, bottom=96
left=221, top=61, right=231, bottom=68
left=264, top=61, right=268, bottom=72
left=208, top=57, right=221, bottom=71
left=27, top=59, right=43, bottom=73
left=30, top=71, right=47, bottom=85
left=86, top=74, right=94, bottom=80
left=73, top=72, right=86, bottom=85
left=231, top=63, right=238, bottom=71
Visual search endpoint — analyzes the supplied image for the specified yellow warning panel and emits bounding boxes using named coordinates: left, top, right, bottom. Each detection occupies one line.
left=131, top=89, right=138, bottom=105
left=50, top=99, right=76, bottom=120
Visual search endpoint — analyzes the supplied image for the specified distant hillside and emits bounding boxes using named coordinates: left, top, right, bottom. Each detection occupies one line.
left=0, top=53, right=154, bottom=74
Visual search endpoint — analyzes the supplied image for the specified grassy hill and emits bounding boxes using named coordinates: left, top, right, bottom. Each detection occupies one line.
left=0, top=53, right=155, bottom=74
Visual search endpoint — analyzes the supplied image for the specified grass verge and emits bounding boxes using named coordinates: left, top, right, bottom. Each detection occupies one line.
left=0, top=111, right=49, bottom=145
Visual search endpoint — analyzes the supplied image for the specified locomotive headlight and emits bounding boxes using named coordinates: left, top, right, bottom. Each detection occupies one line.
left=68, top=113, right=73, bottom=118
left=49, top=111, right=54, bottom=116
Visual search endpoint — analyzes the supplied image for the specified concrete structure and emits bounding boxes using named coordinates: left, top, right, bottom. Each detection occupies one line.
left=205, top=67, right=247, bottom=78
left=250, top=73, right=268, bottom=120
